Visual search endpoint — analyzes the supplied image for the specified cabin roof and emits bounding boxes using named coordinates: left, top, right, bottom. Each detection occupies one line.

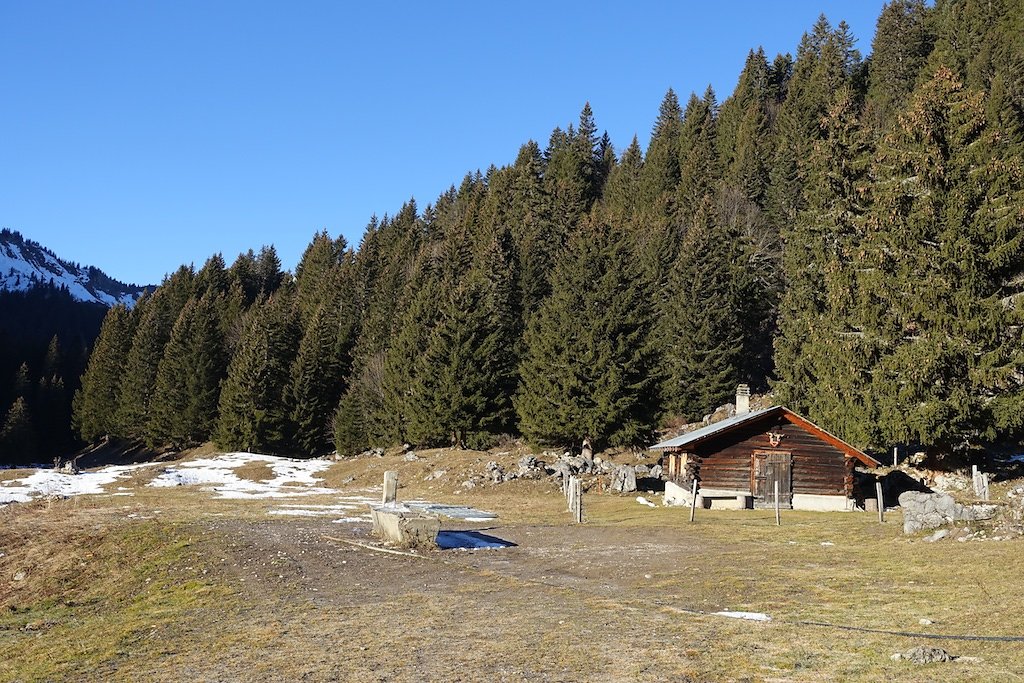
left=650, top=405, right=879, bottom=467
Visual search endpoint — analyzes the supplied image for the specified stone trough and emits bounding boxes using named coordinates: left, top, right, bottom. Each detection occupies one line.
left=368, top=504, right=442, bottom=549
left=367, top=470, right=499, bottom=549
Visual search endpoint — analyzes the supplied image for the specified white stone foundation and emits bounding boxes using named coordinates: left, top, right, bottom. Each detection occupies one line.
left=791, top=493, right=853, bottom=512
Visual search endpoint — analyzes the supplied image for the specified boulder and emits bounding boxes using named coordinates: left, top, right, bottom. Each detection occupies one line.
left=610, top=465, right=637, bottom=494
left=899, top=491, right=998, bottom=534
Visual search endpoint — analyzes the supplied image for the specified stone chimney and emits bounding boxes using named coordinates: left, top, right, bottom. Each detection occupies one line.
left=736, top=384, right=750, bottom=416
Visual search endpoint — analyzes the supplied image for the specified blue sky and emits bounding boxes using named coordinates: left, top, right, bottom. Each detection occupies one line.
left=1, top=1, right=886, bottom=285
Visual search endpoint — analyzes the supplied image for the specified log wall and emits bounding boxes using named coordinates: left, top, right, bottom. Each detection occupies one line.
left=691, top=414, right=848, bottom=496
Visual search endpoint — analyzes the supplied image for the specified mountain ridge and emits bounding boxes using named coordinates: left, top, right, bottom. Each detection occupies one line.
left=0, top=228, right=150, bottom=307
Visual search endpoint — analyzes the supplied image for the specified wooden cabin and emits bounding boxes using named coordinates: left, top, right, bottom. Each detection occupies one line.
left=651, top=393, right=878, bottom=512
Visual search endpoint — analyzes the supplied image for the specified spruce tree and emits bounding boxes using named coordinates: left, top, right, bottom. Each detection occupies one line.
left=115, top=291, right=175, bottom=440
left=409, top=267, right=515, bottom=448
left=72, top=304, right=135, bottom=442
left=215, top=293, right=299, bottom=454
left=866, top=0, right=934, bottom=125
left=0, top=396, right=36, bottom=462
left=289, top=303, right=345, bottom=456
left=150, top=293, right=227, bottom=449
left=859, top=67, right=1024, bottom=450
left=774, top=86, right=876, bottom=445
left=662, top=208, right=746, bottom=420
left=515, top=221, right=659, bottom=448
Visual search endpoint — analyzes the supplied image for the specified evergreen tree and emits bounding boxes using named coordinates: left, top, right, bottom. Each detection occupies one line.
left=72, top=304, right=134, bottom=442
left=215, top=293, right=299, bottom=454
left=289, top=303, right=346, bottom=456
left=866, top=0, right=934, bottom=125
left=115, top=291, right=176, bottom=439
left=149, top=293, right=227, bottom=449
left=601, top=136, right=644, bottom=226
left=0, top=396, right=36, bottom=462
left=859, top=67, right=1024, bottom=450
left=774, top=86, right=876, bottom=445
left=409, top=266, right=516, bottom=448
left=515, top=222, right=659, bottom=449
left=662, top=209, right=747, bottom=419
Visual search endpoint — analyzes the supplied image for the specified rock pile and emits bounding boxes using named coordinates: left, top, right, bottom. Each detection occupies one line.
left=899, top=491, right=997, bottom=534
left=891, top=646, right=956, bottom=664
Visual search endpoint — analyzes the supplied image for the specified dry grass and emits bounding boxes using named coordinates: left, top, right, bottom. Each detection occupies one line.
left=1, top=448, right=1023, bottom=681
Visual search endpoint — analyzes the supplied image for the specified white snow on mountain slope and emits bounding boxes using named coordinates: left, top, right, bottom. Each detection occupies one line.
left=0, top=229, right=147, bottom=307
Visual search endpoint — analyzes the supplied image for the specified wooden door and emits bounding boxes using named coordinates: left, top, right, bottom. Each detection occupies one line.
left=751, top=451, right=792, bottom=509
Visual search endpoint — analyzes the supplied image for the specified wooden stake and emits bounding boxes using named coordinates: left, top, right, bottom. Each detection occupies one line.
left=382, top=470, right=398, bottom=505
left=875, top=481, right=884, bottom=523
left=689, top=479, right=698, bottom=523
left=573, top=478, right=583, bottom=524
left=774, top=480, right=781, bottom=526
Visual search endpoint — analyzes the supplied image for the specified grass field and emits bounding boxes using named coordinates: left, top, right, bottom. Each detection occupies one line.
left=1, top=447, right=1022, bottom=682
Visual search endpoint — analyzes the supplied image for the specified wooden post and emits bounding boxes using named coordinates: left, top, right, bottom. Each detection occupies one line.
left=382, top=470, right=398, bottom=505
left=982, top=472, right=990, bottom=501
left=688, top=479, right=698, bottom=523
left=774, top=480, right=781, bottom=526
left=892, top=446, right=898, bottom=468
left=573, top=478, right=583, bottom=524
left=875, top=481, right=884, bottom=523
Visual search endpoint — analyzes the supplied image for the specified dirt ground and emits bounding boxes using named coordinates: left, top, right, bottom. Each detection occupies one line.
left=2, top=448, right=1023, bottom=682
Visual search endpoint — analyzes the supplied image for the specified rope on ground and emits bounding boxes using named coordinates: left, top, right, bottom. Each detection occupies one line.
left=796, top=620, right=1024, bottom=643
left=322, top=535, right=429, bottom=559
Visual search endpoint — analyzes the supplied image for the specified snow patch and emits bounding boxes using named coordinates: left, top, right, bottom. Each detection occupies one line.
left=147, top=452, right=336, bottom=499
left=712, top=611, right=772, bottom=622
left=0, top=463, right=154, bottom=505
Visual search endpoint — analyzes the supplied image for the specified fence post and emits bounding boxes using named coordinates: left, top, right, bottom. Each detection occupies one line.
left=774, top=480, right=781, bottom=526
left=573, top=478, right=583, bottom=523
left=875, top=481, right=884, bottom=523
left=689, top=479, right=698, bottom=523
left=382, top=470, right=398, bottom=505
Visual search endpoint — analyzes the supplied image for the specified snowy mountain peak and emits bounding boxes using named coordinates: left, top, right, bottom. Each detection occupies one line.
left=0, top=229, right=149, bottom=307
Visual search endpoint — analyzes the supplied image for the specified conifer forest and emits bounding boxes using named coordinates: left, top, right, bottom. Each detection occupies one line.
left=63, top=1, right=1024, bottom=463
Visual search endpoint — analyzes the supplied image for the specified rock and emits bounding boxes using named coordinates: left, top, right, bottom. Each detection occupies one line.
left=518, top=455, right=538, bottom=470
left=610, top=465, right=637, bottom=494
left=403, top=452, right=419, bottom=462
left=634, top=464, right=650, bottom=476
left=899, top=491, right=996, bottom=534
left=892, top=646, right=955, bottom=664
left=13, top=570, right=27, bottom=581
left=461, top=480, right=476, bottom=489
left=423, top=469, right=446, bottom=481
left=923, top=529, right=949, bottom=543
left=649, top=464, right=663, bottom=479
left=548, top=461, right=573, bottom=480
left=581, top=438, right=594, bottom=464
left=919, top=618, right=934, bottom=625
left=636, top=496, right=656, bottom=508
